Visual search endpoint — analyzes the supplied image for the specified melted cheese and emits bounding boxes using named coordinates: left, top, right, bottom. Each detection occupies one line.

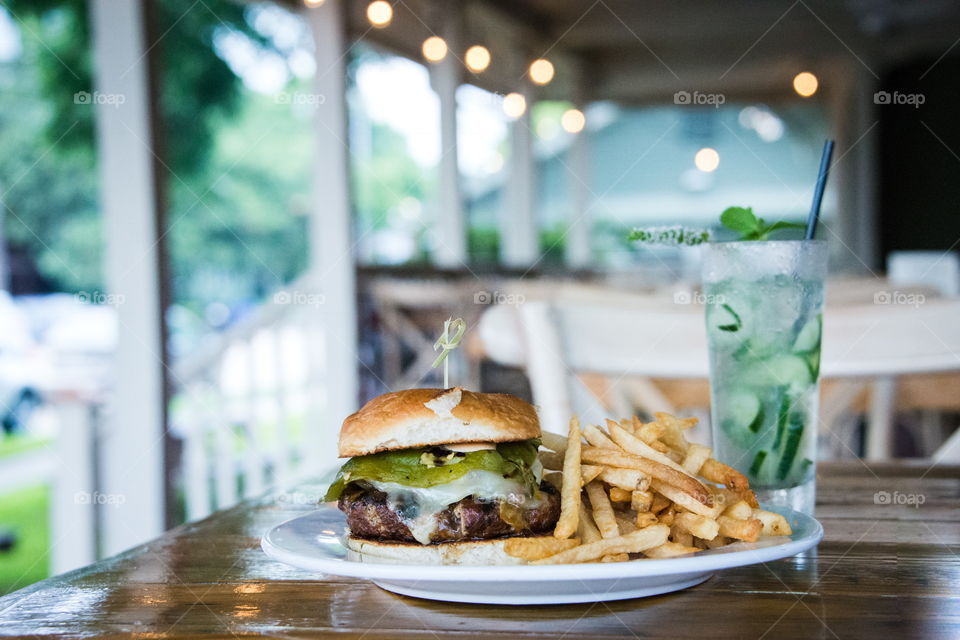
left=368, top=470, right=539, bottom=544
left=444, top=442, right=496, bottom=453
left=424, top=388, right=462, bottom=418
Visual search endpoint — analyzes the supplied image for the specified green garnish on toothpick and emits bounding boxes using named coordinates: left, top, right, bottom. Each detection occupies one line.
left=432, top=317, right=466, bottom=388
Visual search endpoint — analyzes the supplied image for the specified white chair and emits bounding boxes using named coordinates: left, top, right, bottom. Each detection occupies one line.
left=888, top=251, right=960, bottom=296
left=478, top=297, right=960, bottom=460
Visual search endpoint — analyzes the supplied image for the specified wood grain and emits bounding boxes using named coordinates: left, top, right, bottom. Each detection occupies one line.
left=0, top=461, right=956, bottom=639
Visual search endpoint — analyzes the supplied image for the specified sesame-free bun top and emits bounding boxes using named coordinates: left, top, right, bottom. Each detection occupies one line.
left=338, top=387, right=540, bottom=457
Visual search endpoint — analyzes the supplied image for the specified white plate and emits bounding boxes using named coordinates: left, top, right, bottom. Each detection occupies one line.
left=261, top=504, right=823, bottom=605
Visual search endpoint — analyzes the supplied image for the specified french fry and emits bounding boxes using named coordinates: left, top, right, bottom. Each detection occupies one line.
left=753, top=509, right=793, bottom=536
left=649, top=479, right=722, bottom=517
left=650, top=492, right=672, bottom=514
left=718, top=487, right=760, bottom=509
left=700, top=458, right=750, bottom=491
left=632, top=416, right=665, bottom=444
left=608, top=423, right=700, bottom=482
left=599, top=468, right=650, bottom=492
left=554, top=417, right=582, bottom=539
left=658, top=507, right=676, bottom=526
left=614, top=512, right=637, bottom=534
left=582, top=447, right=711, bottom=506
left=504, top=537, right=581, bottom=561
left=532, top=525, right=670, bottom=565
left=586, top=481, right=620, bottom=539
left=584, top=424, right=617, bottom=449
left=705, top=535, right=729, bottom=549
left=645, top=542, right=700, bottom=558
left=717, top=515, right=763, bottom=542
left=681, top=443, right=712, bottom=475
left=635, top=511, right=659, bottom=529
left=539, top=431, right=568, bottom=454
left=723, top=500, right=754, bottom=520
left=539, top=450, right=564, bottom=470
left=631, top=490, right=653, bottom=513
left=577, top=503, right=602, bottom=543
left=580, top=464, right=603, bottom=486
left=609, top=486, right=632, bottom=503
left=601, top=553, right=629, bottom=562
left=673, top=512, right=720, bottom=541
left=670, top=526, right=694, bottom=547
left=654, top=412, right=696, bottom=453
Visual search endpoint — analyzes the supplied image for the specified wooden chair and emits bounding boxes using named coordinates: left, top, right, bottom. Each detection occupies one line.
left=478, top=297, right=960, bottom=460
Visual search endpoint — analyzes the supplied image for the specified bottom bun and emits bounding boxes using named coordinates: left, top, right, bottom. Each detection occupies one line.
left=346, top=536, right=543, bottom=566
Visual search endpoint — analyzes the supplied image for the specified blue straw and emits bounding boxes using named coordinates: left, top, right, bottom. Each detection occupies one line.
left=805, top=140, right=835, bottom=240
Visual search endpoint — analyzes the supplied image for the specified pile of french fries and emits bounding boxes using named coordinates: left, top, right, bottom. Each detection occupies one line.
left=504, top=413, right=793, bottom=564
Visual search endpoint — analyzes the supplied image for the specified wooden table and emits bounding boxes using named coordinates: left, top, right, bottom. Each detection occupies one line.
left=1, top=461, right=957, bottom=638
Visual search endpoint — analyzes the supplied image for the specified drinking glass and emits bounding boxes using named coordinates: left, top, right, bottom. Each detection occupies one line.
left=701, top=240, right=827, bottom=514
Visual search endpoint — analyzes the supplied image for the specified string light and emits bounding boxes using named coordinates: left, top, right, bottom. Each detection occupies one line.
left=503, top=92, right=527, bottom=119
left=561, top=108, right=586, bottom=133
left=465, top=45, right=491, bottom=73
left=366, top=1, right=392, bottom=28
left=793, top=72, right=818, bottom=97
left=694, top=148, right=720, bottom=172
left=528, top=58, right=555, bottom=85
left=421, top=36, right=447, bottom=63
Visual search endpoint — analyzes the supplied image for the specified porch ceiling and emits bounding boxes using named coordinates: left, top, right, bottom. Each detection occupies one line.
left=299, top=0, right=960, bottom=104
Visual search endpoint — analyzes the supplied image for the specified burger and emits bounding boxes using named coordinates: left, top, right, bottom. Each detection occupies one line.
left=323, top=387, right=560, bottom=564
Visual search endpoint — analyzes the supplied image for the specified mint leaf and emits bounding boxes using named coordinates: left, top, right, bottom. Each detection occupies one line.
left=720, top=207, right=760, bottom=236
left=760, top=220, right=806, bottom=235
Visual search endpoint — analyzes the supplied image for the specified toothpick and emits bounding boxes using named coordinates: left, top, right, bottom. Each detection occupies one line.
left=432, top=317, right=466, bottom=388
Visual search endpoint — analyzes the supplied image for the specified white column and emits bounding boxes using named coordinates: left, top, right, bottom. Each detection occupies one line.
left=565, top=72, right=591, bottom=268
left=501, top=86, right=538, bottom=267
left=51, top=400, right=96, bottom=572
left=306, top=0, right=359, bottom=469
left=829, top=63, right=880, bottom=271
left=90, top=0, right=166, bottom=554
left=430, top=6, right=466, bottom=268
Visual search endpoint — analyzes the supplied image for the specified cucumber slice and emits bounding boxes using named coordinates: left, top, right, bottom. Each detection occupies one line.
left=727, top=391, right=763, bottom=433
left=763, top=355, right=812, bottom=389
left=793, top=314, right=822, bottom=352
left=804, top=349, right=821, bottom=380
left=773, top=393, right=790, bottom=450
left=749, top=450, right=768, bottom=476
left=777, top=421, right=804, bottom=481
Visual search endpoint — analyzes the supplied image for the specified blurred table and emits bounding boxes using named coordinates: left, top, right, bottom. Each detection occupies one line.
left=0, top=461, right=957, bottom=638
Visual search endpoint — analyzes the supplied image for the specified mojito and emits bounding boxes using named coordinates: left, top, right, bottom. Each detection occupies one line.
left=702, top=241, right=827, bottom=514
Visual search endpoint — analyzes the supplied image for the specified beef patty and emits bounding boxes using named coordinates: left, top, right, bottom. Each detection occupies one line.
left=338, top=481, right=560, bottom=543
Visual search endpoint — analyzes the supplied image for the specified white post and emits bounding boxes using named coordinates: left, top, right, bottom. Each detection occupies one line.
left=829, top=63, right=880, bottom=271
left=501, top=86, right=538, bottom=267
left=565, top=71, right=591, bottom=268
left=50, top=400, right=96, bottom=573
left=90, top=0, right=166, bottom=555
left=430, top=5, right=466, bottom=268
left=306, top=0, right=358, bottom=469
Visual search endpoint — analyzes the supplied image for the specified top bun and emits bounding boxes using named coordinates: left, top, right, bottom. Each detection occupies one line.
left=338, top=387, right=540, bottom=457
